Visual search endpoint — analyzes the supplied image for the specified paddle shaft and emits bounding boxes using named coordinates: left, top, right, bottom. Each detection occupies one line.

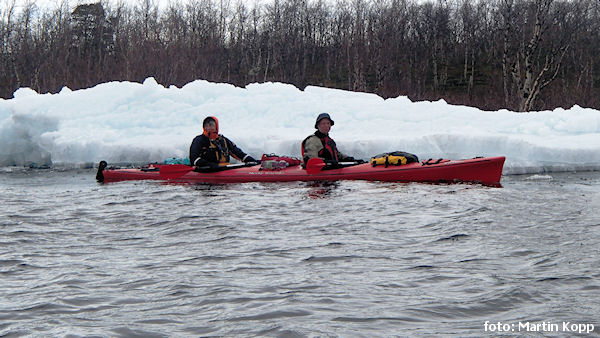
left=160, top=161, right=259, bottom=179
left=306, top=158, right=362, bottom=174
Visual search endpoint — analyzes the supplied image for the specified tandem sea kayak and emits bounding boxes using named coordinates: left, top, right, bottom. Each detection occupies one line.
left=96, top=156, right=505, bottom=186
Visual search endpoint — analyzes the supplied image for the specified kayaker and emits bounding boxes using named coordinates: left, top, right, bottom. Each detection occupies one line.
left=189, top=116, right=256, bottom=168
left=301, top=113, right=358, bottom=166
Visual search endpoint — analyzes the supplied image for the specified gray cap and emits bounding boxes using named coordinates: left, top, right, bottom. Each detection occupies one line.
left=315, top=113, right=334, bottom=128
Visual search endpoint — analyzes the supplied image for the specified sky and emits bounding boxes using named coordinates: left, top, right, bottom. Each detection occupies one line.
left=1, top=77, right=599, bottom=175
left=7, top=0, right=257, bottom=12
left=10, top=0, right=434, bottom=14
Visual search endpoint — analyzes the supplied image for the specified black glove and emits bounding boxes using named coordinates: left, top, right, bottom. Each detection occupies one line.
left=194, top=162, right=220, bottom=171
left=244, top=156, right=256, bottom=163
left=325, top=160, right=341, bottom=168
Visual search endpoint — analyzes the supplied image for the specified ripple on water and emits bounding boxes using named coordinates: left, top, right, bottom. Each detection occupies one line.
left=0, top=170, right=599, bottom=336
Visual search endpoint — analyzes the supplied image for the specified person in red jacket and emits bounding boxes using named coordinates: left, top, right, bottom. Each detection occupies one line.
left=301, top=113, right=357, bottom=166
left=189, top=116, right=256, bottom=168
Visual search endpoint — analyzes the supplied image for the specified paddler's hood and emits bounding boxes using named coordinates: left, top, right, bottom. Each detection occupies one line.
left=202, top=116, right=219, bottom=140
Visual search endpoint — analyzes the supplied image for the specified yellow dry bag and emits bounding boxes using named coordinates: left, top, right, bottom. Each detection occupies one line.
left=370, top=151, right=419, bottom=167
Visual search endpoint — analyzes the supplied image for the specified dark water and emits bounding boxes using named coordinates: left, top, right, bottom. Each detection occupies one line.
left=1, top=169, right=599, bottom=337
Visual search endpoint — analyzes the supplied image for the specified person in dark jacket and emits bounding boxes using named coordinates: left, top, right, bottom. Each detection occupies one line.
left=301, top=113, right=357, bottom=166
left=189, top=116, right=256, bottom=168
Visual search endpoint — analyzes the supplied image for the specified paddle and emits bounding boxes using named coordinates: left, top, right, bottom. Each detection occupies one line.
left=159, top=164, right=194, bottom=179
left=159, top=162, right=258, bottom=180
left=305, top=158, right=362, bottom=174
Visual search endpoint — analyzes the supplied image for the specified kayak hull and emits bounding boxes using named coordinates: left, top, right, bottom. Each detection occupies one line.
left=97, top=156, right=505, bottom=185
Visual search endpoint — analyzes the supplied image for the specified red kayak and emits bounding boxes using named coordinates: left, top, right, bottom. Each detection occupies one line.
left=96, top=156, right=505, bottom=186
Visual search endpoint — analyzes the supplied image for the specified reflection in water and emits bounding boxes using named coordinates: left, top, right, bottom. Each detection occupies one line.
left=170, top=180, right=341, bottom=199
left=191, top=183, right=229, bottom=191
left=305, top=181, right=339, bottom=199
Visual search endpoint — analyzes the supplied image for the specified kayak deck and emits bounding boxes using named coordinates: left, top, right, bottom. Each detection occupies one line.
left=97, top=156, right=505, bottom=185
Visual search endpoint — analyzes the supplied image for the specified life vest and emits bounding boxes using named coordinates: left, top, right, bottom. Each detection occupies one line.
left=208, top=137, right=230, bottom=164
left=301, top=131, right=339, bottom=162
left=202, top=116, right=230, bottom=164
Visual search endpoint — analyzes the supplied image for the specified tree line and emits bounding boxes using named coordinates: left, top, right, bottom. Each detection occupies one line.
left=1, top=0, right=599, bottom=112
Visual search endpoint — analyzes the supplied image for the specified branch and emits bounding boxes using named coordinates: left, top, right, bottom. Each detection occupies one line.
left=539, top=44, right=569, bottom=91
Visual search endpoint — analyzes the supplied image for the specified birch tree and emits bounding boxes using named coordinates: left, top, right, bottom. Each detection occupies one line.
left=510, top=0, right=568, bottom=112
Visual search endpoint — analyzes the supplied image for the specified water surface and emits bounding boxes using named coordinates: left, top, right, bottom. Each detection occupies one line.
left=1, top=169, right=599, bottom=336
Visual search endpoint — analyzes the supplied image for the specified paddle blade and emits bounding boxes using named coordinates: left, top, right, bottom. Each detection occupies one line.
left=159, top=164, right=194, bottom=179
left=306, top=158, right=326, bottom=174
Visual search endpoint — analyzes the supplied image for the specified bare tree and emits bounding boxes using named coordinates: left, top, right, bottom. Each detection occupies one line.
left=508, top=0, right=568, bottom=111
left=1, top=0, right=18, bottom=94
left=1, top=0, right=600, bottom=111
